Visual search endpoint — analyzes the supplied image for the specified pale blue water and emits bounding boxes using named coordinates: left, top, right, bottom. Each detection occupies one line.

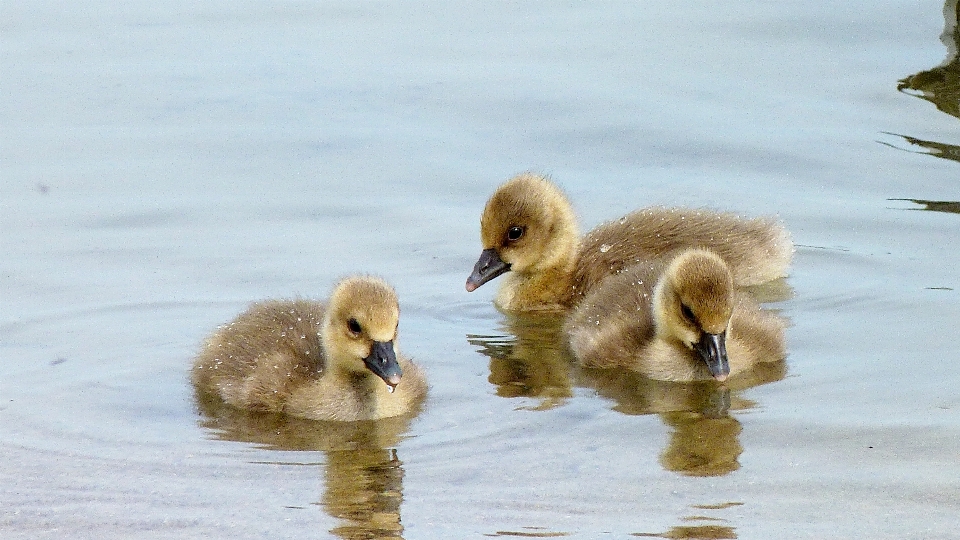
left=2, top=1, right=959, bottom=539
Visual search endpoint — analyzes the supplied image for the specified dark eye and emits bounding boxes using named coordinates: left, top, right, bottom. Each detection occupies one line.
left=506, top=226, right=524, bottom=242
left=347, top=318, right=362, bottom=335
left=680, top=304, right=697, bottom=324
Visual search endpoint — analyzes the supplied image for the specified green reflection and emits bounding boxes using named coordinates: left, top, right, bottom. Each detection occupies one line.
left=195, top=390, right=416, bottom=539
left=897, top=1, right=960, bottom=120
left=890, top=198, right=960, bottom=214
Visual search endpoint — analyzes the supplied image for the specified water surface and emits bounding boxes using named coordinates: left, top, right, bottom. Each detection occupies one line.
left=2, top=1, right=959, bottom=539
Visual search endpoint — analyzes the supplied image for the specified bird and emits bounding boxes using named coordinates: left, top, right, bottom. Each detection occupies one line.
left=564, top=248, right=787, bottom=382
left=465, top=173, right=792, bottom=312
left=192, top=276, right=427, bottom=421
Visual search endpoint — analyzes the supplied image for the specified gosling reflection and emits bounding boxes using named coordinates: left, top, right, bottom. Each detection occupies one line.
left=882, top=133, right=960, bottom=163
left=325, top=448, right=404, bottom=540
left=659, top=412, right=742, bottom=477
left=467, top=312, right=575, bottom=410
left=897, top=0, right=959, bottom=120
left=581, top=360, right=786, bottom=477
left=635, top=524, right=737, bottom=540
left=635, top=502, right=743, bottom=539
left=890, top=198, right=960, bottom=215
left=470, top=307, right=786, bottom=476
left=195, top=390, right=415, bottom=539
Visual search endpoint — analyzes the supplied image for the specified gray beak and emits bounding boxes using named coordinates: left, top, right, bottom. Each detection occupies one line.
left=693, top=331, right=729, bottom=382
left=363, top=340, right=402, bottom=389
left=465, top=248, right=511, bottom=292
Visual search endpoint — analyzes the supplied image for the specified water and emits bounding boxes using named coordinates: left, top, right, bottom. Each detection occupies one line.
left=2, top=1, right=959, bottom=538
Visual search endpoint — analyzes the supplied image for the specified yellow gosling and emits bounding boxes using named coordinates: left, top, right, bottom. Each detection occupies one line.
left=466, top=173, right=792, bottom=312
left=192, top=276, right=427, bottom=421
left=565, top=249, right=786, bottom=382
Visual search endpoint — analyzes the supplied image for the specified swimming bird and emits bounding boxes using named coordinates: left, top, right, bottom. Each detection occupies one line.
left=192, top=276, right=427, bottom=421
left=564, top=249, right=786, bottom=382
left=465, top=173, right=792, bottom=312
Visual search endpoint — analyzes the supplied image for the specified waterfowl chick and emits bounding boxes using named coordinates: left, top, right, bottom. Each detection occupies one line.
left=192, top=276, right=427, bottom=421
left=466, top=173, right=579, bottom=311
left=565, top=249, right=786, bottom=382
left=466, top=173, right=792, bottom=312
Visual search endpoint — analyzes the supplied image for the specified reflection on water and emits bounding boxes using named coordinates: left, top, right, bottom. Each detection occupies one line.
left=324, top=448, right=404, bottom=539
left=889, top=198, right=960, bottom=214
left=659, top=412, right=742, bottom=477
left=195, top=390, right=415, bottom=539
left=578, top=369, right=742, bottom=418
left=634, top=524, right=737, bottom=540
left=581, top=366, right=784, bottom=478
left=898, top=0, right=960, bottom=120
left=739, top=277, right=794, bottom=305
left=634, top=502, right=743, bottom=539
left=880, top=133, right=960, bottom=163
left=487, top=527, right=570, bottom=538
left=895, top=1, right=960, bottom=166
left=470, top=312, right=787, bottom=479
left=467, top=312, right=575, bottom=410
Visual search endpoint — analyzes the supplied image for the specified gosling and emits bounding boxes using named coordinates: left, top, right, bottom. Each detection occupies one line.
left=192, top=276, right=427, bottom=421
left=466, top=173, right=792, bottom=311
left=565, top=249, right=786, bottom=382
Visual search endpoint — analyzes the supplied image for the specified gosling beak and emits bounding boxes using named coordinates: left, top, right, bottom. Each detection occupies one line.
left=363, top=340, right=403, bottom=390
left=693, top=331, right=730, bottom=382
left=465, top=248, right=511, bottom=292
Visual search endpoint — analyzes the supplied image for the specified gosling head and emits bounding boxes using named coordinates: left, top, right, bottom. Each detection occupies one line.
left=322, top=276, right=403, bottom=390
left=652, top=249, right=735, bottom=382
left=466, top=173, right=579, bottom=291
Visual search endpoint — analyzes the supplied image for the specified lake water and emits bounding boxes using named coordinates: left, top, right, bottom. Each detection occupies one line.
left=2, top=1, right=959, bottom=539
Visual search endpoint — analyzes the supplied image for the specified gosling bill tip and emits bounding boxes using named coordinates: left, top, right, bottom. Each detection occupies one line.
left=364, top=340, right=403, bottom=389
left=693, top=331, right=730, bottom=382
left=466, top=248, right=510, bottom=291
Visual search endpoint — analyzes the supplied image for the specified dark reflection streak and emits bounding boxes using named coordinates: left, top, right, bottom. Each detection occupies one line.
left=691, top=503, right=744, bottom=510
left=632, top=525, right=737, bottom=539
left=878, top=134, right=960, bottom=164
left=249, top=461, right=324, bottom=466
left=795, top=244, right=851, bottom=252
left=487, top=531, right=570, bottom=538
left=634, top=503, right=743, bottom=539
left=888, top=198, right=960, bottom=214
left=897, top=0, right=960, bottom=120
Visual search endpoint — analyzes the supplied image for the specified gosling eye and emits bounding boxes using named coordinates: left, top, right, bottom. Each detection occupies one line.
left=506, top=226, right=525, bottom=242
left=680, top=304, right=697, bottom=324
left=347, top=318, right=362, bottom=336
